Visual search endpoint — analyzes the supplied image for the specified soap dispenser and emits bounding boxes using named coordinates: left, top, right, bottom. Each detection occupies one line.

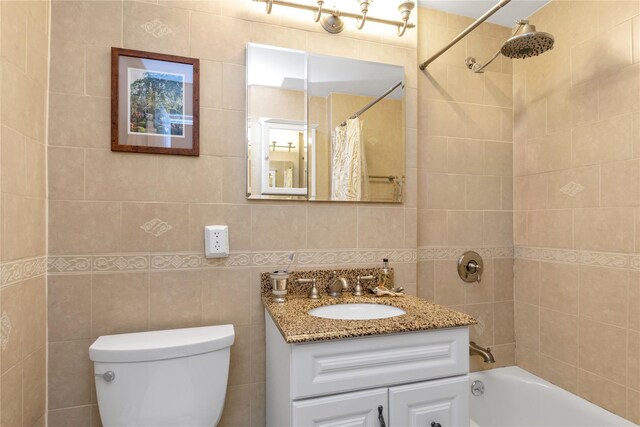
left=379, top=258, right=394, bottom=290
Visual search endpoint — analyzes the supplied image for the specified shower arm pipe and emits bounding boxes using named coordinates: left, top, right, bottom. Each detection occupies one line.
left=339, top=81, right=404, bottom=127
left=467, top=21, right=525, bottom=73
left=256, top=0, right=416, bottom=31
left=468, top=50, right=501, bottom=73
left=419, top=0, right=511, bottom=70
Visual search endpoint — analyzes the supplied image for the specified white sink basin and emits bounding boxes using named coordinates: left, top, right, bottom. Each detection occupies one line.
left=308, top=303, right=406, bottom=320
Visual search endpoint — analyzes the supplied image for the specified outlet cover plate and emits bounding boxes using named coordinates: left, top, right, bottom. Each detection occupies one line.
left=204, top=225, right=229, bottom=258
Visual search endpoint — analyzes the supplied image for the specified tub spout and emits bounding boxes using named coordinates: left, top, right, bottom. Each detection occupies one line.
left=469, top=341, right=495, bottom=363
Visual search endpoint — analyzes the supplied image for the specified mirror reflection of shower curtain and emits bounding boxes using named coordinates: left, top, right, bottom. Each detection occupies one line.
left=331, top=118, right=369, bottom=201
left=283, top=168, right=293, bottom=188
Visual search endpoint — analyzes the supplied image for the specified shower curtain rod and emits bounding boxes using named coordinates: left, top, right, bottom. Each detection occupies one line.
left=419, top=0, right=511, bottom=70
left=339, top=81, right=404, bottom=127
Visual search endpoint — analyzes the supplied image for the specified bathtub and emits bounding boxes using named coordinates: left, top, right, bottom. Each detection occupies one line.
left=469, top=367, right=637, bottom=427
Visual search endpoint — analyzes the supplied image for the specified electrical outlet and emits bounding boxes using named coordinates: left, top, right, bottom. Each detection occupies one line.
left=204, top=225, right=229, bottom=258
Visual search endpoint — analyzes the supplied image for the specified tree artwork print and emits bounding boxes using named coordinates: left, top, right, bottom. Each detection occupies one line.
left=128, top=68, right=186, bottom=138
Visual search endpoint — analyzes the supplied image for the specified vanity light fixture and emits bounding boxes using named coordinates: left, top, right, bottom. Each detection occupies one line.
left=270, top=141, right=297, bottom=151
left=255, top=0, right=415, bottom=37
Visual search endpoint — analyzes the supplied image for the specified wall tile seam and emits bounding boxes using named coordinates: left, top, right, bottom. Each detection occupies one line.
left=47, top=249, right=419, bottom=273
left=3, top=345, right=47, bottom=373
left=47, top=403, right=96, bottom=411
left=0, top=192, right=47, bottom=201
left=422, top=135, right=514, bottom=143
left=420, top=69, right=514, bottom=77
left=0, top=123, right=48, bottom=145
left=570, top=15, right=637, bottom=48
left=574, top=366, right=634, bottom=394
left=417, top=135, right=513, bottom=143
left=515, top=207, right=638, bottom=213
left=577, top=314, right=635, bottom=334
left=534, top=304, right=582, bottom=321
left=518, top=109, right=637, bottom=140
left=420, top=98, right=514, bottom=109
left=48, top=90, right=109, bottom=100
left=515, top=246, right=640, bottom=271
left=513, top=161, right=639, bottom=177
left=422, top=172, right=515, bottom=178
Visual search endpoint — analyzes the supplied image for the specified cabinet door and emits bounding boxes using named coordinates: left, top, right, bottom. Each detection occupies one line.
left=292, top=388, right=388, bottom=427
left=389, top=375, right=469, bottom=427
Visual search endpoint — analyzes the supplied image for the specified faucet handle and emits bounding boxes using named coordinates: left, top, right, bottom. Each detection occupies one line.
left=297, top=278, right=319, bottom=299
left=355, top=275, right=375, bottom=296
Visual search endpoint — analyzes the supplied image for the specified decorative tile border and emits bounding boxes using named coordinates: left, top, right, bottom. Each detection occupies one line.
left=418, top=246, right=514, bottom=261
left=0, top=311, right=11, bottom=350
left=48, top=247, right=523, bottom=274
left=515, top=246, right=640, bottom=271
left=48, top=249, right=418, bottom=274
left=0, top=256, right=47, bottom=287
left=45, top=247, right=640, bottom=273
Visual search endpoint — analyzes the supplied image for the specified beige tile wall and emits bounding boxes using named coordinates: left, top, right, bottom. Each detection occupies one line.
left=416, top=7, right=516, bottom=372
left=513, top=0, right=640, bottom=422
left=46, top=1, right=418, bottom=426
left=44, top=1, right=639, bottom=425
left=0, top=1, right=49, bottom=427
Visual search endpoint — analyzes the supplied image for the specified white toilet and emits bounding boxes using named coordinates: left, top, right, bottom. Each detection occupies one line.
left=89, top=325, right=235, bottom=427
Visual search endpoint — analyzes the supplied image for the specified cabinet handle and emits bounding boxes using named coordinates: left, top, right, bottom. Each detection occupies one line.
left=378, top=405, right=386, bottom=427
left=431, top=423, right=442, bottom=427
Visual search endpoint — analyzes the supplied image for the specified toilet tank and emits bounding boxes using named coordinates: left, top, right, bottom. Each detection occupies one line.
left=89, top=325, right=235, bottom=427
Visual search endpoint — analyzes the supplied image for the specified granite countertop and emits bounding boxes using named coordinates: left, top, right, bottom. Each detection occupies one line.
left=263, top=293, right=477, bottom=344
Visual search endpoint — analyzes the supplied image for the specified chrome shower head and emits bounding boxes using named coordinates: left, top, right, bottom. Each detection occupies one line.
left=465, top=20, right=554, bottom=73
left=500, top=23, right=554, bottom=59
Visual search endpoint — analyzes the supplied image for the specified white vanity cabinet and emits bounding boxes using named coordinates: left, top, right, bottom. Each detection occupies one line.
left=266, top=313, right=470, bottom=427
left=293, top=388, right=388, bottom=426
left=389, top=376, right=469, bottom=427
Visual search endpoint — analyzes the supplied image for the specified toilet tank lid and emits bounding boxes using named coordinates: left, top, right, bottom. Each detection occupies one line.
left=89, top=325, right=235, bottom=363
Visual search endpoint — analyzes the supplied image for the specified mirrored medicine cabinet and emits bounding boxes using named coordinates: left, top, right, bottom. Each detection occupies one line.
left=246, top=43, right=406, bottom=203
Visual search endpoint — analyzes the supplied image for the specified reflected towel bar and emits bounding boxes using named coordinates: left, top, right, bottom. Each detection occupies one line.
left=369, top=175, right=399, bottom=182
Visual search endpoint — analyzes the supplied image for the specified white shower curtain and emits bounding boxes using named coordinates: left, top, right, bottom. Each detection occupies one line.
left=283, top=168, right=293, bottom=188
left=331, top=118, right=369, bottom=201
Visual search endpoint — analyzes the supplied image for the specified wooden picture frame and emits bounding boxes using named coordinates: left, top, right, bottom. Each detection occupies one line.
left=111, top=47, right=199, bottom=156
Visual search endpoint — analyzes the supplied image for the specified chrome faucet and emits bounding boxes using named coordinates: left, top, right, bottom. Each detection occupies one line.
left=469, top=341, right=495, bottom=364
left=327, top=271, right=349, bottom=297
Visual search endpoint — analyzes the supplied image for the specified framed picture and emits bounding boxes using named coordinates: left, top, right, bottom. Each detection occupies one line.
left=111, top=48, right=199, bottom=156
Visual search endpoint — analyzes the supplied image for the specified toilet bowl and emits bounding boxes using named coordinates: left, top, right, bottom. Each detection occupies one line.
left=89, top=325, right=234, bottom=427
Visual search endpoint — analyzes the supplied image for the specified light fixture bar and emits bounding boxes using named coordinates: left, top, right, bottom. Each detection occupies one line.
left=254, top=0, right=415, bottom=35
